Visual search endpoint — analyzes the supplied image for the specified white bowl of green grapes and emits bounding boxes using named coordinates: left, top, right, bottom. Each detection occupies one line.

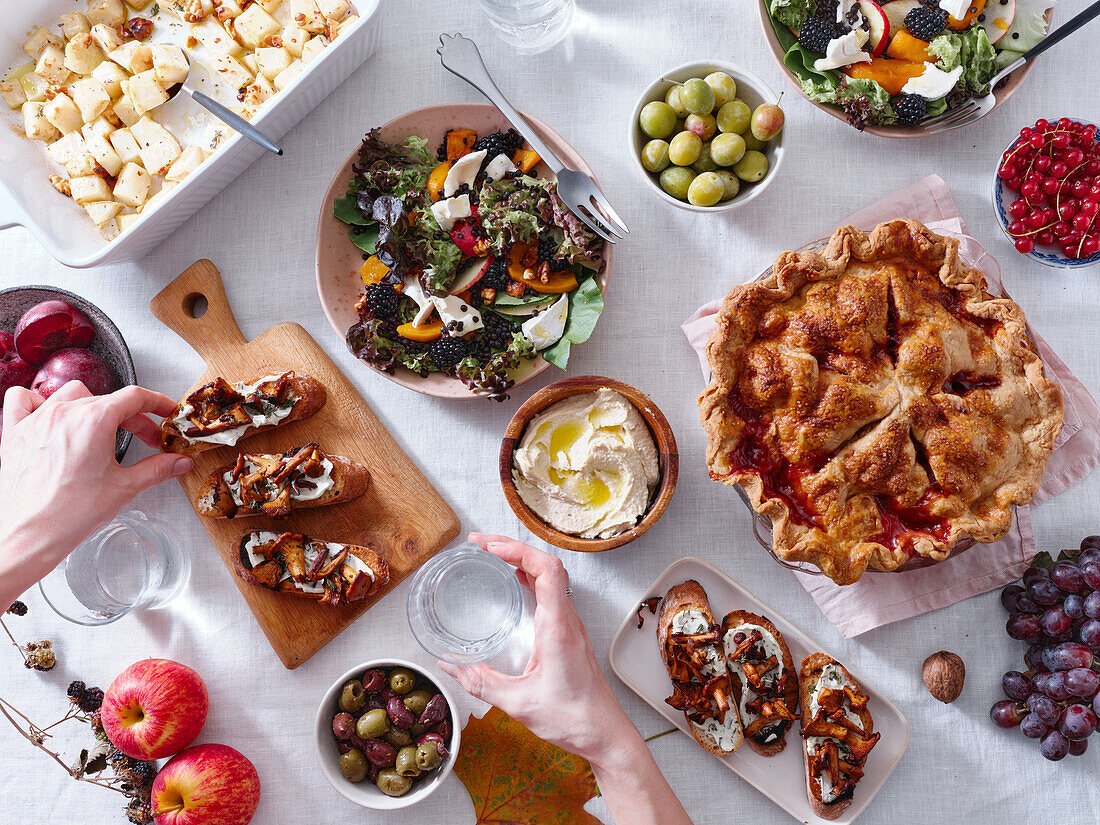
left=631, top=61, right=785, bottom=212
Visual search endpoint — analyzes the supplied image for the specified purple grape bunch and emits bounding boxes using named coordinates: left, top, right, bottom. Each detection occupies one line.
left=993, top=536, right=1100, bottom=760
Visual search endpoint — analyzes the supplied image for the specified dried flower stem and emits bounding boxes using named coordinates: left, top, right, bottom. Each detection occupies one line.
left=0, top=615, right=29, bottom=666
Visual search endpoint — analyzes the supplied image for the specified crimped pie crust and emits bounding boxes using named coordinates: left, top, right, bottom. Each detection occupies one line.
left=698, top=220, right=1064, bottom=584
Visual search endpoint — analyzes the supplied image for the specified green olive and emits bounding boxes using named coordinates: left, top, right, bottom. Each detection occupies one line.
left=384, top=727, right=413, bottom=748
left=338, top=680, right=366, bottom=713
left=395, top=745, right=421, bottom=778
left=416, top=741, right=443, bottom=771
left=388, top=668, right=416, bottom=695
left=339, top=749, right=369, bottom=782
left=403, top=689, right=432, bottom=717
left=355, top=708, right=389, bottom=740
left=375, top=768, right=413, bottom=798
left=409, top=722, right=428, bottom=738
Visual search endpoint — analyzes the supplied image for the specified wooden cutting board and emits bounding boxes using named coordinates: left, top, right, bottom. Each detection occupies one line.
left=150, top=260, right=460, bottom=669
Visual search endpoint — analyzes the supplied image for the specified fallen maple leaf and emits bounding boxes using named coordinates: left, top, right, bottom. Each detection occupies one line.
left=454, top=707, right=602, bottom=825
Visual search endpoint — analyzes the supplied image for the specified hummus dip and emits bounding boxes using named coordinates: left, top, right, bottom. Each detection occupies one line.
left=512, top=388, right=660, bottom=539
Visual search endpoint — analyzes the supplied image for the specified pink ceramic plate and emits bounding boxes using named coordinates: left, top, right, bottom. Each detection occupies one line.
left=315, top=103, right=613, bottom=399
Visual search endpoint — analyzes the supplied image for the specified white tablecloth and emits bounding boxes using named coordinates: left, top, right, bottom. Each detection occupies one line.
left=3, top=2, right=1100, bottom=823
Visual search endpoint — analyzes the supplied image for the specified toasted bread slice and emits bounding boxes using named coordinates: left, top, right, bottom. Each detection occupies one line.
left=196, top=444, right=369, bottom=519
left=798, top=653, right=878, bottom=820
left=233, top=530, right=388, bottom=605
left=657, top=580, right=743, bottom=756
left=721, top=610, right=799, bottom=756
left=161, top=371, right=327, bottom=455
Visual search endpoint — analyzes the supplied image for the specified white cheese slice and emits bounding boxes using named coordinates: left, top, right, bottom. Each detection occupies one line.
left=442, top=149, right=487, bottom=196
left=402, top=274, right=436, bottom=326
left=484, top=152, right=517, bottom=181
left=902, top=62, right=964, bottom=99
left=521, top=293, right=568, bottom=350
left=939, top=0, right=972, bottom=19
left=813, top=29, right=872, bottom=71
left=430, top=293, right=484, bottom=334
left=429, top=194, right=472, bottom=232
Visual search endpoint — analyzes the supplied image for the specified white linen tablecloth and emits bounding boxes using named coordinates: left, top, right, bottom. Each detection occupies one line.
left=2, top=2, right=1099, bottom=823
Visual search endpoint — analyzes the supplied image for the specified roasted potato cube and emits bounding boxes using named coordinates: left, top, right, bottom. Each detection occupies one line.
left=165, top=144, right=206, bottom=182
left=90, top=23, right=126, bottom=55
left=243, top=73, right=275, bottom=107
left=70, top=174, right=112, bottom=204
left=273, top=60, right=305, bottom=92
left=86, top=0, right=127, bottom=27
left=192, top=19, right=242, bottom=57
left=36, top=44, right=70, bottom=85
left=116, top=211, right=141, bottom=233
left=46, top=132, right=88, bottom=166
left=64, top=151, right=99, bottom=177
left=124, top=0, right=156, bottom=9
left=214, top=55, right=253, bottom=91
left=109, top=42, right=153, bottom=74
left=290, top=0, right=326, bottom=33
left=255, top=0, right=284, bottom=12
left=128, top=70, right=168, bottom=115
left=85, top=133, right=124, bottom=176
left=234, top=4, right=281, bottom=48
left=19, top=72, right=50, bottom=104
left=83, top=199, right=122, bottom=227
left=108, top=127, right=142, bottom=163
left=62, top=34, right=104, bottom=76
left=61, top=12, right=93, bottom=40
left=317, top=0, right=351, bottom=19
left=336, top=14, right=359, bottom=37
left=22, top=101, right=60, bottom=142
left=112, top=161, right=152, bottom=207
left=130, top=117, right=181, bottom=175
left=70, top=78, right=112, bottom=123
left=0, top=78, right=26, bottom=110
left=281, top=25, right=309, bottom=57
left=43, top=94, right=83, bottom=136
left=150, top=44, right=189, bottom=85
left=91, top=61, right=129, bottom=97
left=81, top=117, right=115, bottom=140
left=24, top=27, right=63, bottom=60
left=112, top=90, right=141, bottom=127
left=255, top=47, right=292, bottom=80
left=300, top=36, right=328, bottom=64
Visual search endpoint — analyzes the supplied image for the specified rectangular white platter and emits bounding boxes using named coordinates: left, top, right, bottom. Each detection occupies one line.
left=608, top=557, right=910, bottom=824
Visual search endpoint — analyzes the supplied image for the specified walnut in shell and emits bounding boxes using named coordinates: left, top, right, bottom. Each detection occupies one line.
left=922, top=651, right=965, bottom=703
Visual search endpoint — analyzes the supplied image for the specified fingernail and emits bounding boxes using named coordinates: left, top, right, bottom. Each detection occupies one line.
left=172, top=457, right=193, bottom=477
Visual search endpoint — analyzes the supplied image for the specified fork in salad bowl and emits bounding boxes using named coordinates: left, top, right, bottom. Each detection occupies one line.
left=436, top=33, right=628, bottom=244
left=924, top=0, right=1100, bottom=134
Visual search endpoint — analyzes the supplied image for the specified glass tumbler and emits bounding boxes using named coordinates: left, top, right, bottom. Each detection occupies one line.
left=475, top=0, right=576, bottom=51
left=39, top=510, right=190, bottom=626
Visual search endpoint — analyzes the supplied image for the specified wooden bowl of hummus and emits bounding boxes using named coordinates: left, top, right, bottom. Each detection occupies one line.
left=499, top=376, right=678, bottom=553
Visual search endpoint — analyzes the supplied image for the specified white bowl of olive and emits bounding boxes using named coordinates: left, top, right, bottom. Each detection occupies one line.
left=314, top=659, right=460, bottom=809
left=629, top=61, right=786, bottom=212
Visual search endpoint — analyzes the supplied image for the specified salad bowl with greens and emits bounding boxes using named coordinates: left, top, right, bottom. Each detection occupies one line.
left=315, top=104, right=610, bottom=401
left=758, top=0, right=1053, bottom=135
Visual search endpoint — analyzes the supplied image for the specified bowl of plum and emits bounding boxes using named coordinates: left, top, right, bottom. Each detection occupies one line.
left=0, top=287, right=135, bottom=458
left=315, top=659, right=459, bottom=810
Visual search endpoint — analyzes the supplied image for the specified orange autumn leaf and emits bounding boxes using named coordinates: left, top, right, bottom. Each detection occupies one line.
left=454, top=707, right=602, bottom=825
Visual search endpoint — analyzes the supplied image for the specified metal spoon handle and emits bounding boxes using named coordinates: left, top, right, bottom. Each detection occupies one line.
left=188, top=88, right=283, bottom=156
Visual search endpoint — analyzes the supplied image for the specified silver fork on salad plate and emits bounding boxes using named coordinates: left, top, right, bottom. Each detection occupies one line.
left=923, top=0, right=1100, bottom=134
left=436, top=33, right=628, bottom=244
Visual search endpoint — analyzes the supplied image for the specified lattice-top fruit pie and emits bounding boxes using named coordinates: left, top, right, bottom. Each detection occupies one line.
left=699, top=220, right=1064, bottom=585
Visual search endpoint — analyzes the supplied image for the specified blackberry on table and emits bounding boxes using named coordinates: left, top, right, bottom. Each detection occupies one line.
left=905, top=5, right=947, bottom=40
left=6, top=601, right=27, bottom=615
left=798, top=17, right=836, bottom=54
left=363, top=283, right=399, bottom=319
left=68, top=680, right=87, bottom=704
left=894, top=94, right=928, bottom=126
left=428, top=336, right=470, bottom=370
left=473, top=129, right=523, bottom=161
left=79, top=686, right=105, bottom=713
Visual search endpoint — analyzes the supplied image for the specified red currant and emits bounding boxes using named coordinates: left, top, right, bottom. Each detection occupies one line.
left=1037, top=230, right=1054, bottom=245
left=1010, top=200, right=1028, bottom=218
left=1021, top=181, right=1039, bottom=198
left=1058, top=118, right=1073, bottom=130
left=1042, top=177, right=1060, bottom=195
left=1072, top=180, right=1090, bottom=197
left=1009, top=219, right=1027, bottom=235
left=1066, top=148, right=1086, bottom=166
left=1054, top=133, right=1071, bottom=149
left=1083, top=237, right=1100, bottom=256
left=1087, top=160, right=1100, bottom=176
left=1059, top=202, right=1078, bottom=221
left=1082, top=199, right=1100, bottom=216
left=1036, top=156, right=1052, bottom=171
left=1028, top=211, right=1048, bottom=228
left=1021, top=127, right=1035, bottom=139
left=1035, top=119, right=1050, bottom=132
left=1032, top=133, right=1047, bottom=149
left=1073, top=213, right=1092, bottom=230
left=1015, top=237, right=1035, bottom=253
left=999, top=163, right=1017, bottom=179
left=1054, top=221, right=1071, bottom=237
left=1052, top=161, right=1069, bottom=178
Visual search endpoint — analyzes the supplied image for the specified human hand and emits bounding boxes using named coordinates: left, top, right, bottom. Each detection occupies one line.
left=0, top=382, right=192, bottom=595
left=437, top=533, right=634, bottom=766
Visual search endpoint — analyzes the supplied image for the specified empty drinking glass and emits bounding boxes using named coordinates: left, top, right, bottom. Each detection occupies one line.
left=475, top=0, right=576, bottom=51
left=39, top=510, right=190, bottom=626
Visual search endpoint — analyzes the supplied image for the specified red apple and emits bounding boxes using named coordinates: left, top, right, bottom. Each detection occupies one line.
left=14, top=299, right=95, bottom=365
left=152, top=744, right=260, bottom=825
left=31, top=347, right=119, bottom=399
left=449, top=256, right=491, bottom=295
left=102, top=659, right=209, bottom=760
left=0, top=331, right=36, bottom=396
left=859, top=0, right=890, bottom=56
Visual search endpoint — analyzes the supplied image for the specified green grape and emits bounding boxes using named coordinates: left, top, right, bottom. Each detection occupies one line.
left=665, top=85, right=688, bottom=118
left=716, top=100, right=751, bottom=135
left=733, top=149, right=769, bottom=182
left=659, top=166, right=696, bottom=200
left=709, top=133, right=746, bottom=166
left=704, top=72, right=738, bottom=109
left=668, top=131, right=702, bottom=166
left=691, top=141, right=718, bottom=173
left=678, top=78, right=715, bottom=115
left=641, top=139, right=670, bottom=173
left=688, top=172, right=725, bottom=207
left=741, top=130, right=766, bottom=152
left=684, top=113, right=717, bottom=141
left=639, top=101, right=677, bottom=139
left=714, top=170, right=740, bottom=200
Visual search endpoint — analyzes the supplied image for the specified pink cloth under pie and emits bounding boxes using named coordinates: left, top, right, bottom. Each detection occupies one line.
left=681, top=175, right=1100, bottom=637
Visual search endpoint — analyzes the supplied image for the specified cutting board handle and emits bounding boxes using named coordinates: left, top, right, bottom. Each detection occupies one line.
left=150, top=259, right=248, bottom=364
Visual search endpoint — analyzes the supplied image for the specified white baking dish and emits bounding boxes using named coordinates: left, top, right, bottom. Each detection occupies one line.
left=0, top=0, right=382, bottom=268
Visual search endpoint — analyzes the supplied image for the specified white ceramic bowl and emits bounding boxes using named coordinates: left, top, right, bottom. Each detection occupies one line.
left=0, top=0, right=382, bottom=267
left=629, top=60, right=785, bottom=213
left=314, top=658, right=461, bottom=810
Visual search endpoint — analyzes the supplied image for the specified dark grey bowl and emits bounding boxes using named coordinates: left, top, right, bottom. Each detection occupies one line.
left=0, top=286, right=137, bottom=461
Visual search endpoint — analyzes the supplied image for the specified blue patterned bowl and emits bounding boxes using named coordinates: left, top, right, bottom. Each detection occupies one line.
left=992, top=119, right=1100, bottom=269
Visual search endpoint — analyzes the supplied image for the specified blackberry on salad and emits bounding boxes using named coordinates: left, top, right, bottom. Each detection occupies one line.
left=334, top=127, right=605, bottom=401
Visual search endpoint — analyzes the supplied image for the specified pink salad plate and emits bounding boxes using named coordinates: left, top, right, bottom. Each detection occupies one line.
left=315, top=102, right=613, bottom=399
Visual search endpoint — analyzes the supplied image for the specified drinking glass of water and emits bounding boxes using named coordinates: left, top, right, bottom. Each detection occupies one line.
left=407, top=542, right=527, bottom=665
left=475, top=0, right=576, bottom=51
left=39, top=510, right=190, bottom=626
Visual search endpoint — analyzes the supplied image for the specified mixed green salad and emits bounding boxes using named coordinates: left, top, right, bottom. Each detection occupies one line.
left=765, top=0, right=1053, bottom=129
left=334, top=127, right=605, bottom=400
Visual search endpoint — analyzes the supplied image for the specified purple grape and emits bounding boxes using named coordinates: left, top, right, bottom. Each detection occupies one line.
left=990, top=700, right=1024, bottom=728
left=1084, top=591, right=1100, bottom=621
left=1041, top=730, right=1070, bottom=760
left=1028, top=693, right=1062, bottom=725
left=1079, top=620, right=1100, bottom=653
left=1064, top=593, right=1086, bottom=619
left=1007, top=613, right=1042, bottom=641
left=1041, top=607, right=1072, bottom=636
left=1036, top=671, right=1071, bottom=701
left=1020, top=713, right=1049, bottom=739
left=1023, top=566, right=1050, bottom=587
left=1083, top=560, right=1100, bottom=591
left=1094, top=692, right=1100, bottom=718
left=1081, top=535, right=1100, bottom=552
left=1002, top=670, right=1035, bottom=700
left=1025, top=644, right=1049, bottom=672
left=1052, top=562, right=1085, bottom=593
left=1065, top=667, right=1100, bottom=698
left=1001, top=584, right=1026, bottom=613
left=1079, top=547, right=1100, bottom=566
left=1059, top=704, right=1097, bottom=740
left=1069, top=738, right=1089, bottom=756
left=1043, top=642, right=1093, bottom=671
left=1015, top=594, right=1040, bottom=614
left=1029, top=579, right=1064, bottom=606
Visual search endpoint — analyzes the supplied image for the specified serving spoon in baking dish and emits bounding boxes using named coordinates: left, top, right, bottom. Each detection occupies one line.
left=165, top=52, right=283, bottom=156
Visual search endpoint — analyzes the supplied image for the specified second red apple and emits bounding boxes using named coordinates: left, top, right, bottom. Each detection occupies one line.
left=101, top=659, right=209, bottom=760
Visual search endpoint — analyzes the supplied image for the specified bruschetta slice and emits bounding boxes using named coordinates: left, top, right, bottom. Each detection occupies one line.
left=657, top=580, right=743, bottom=756
left=798, top=653, right=880, bottom=820
left=721, top=611, right=799, bottom=756
left=161, top=371, right=326, bottom=455
left=233, top=531, right=389, bottom=606
left=196, top=443, right=369, bottom=519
